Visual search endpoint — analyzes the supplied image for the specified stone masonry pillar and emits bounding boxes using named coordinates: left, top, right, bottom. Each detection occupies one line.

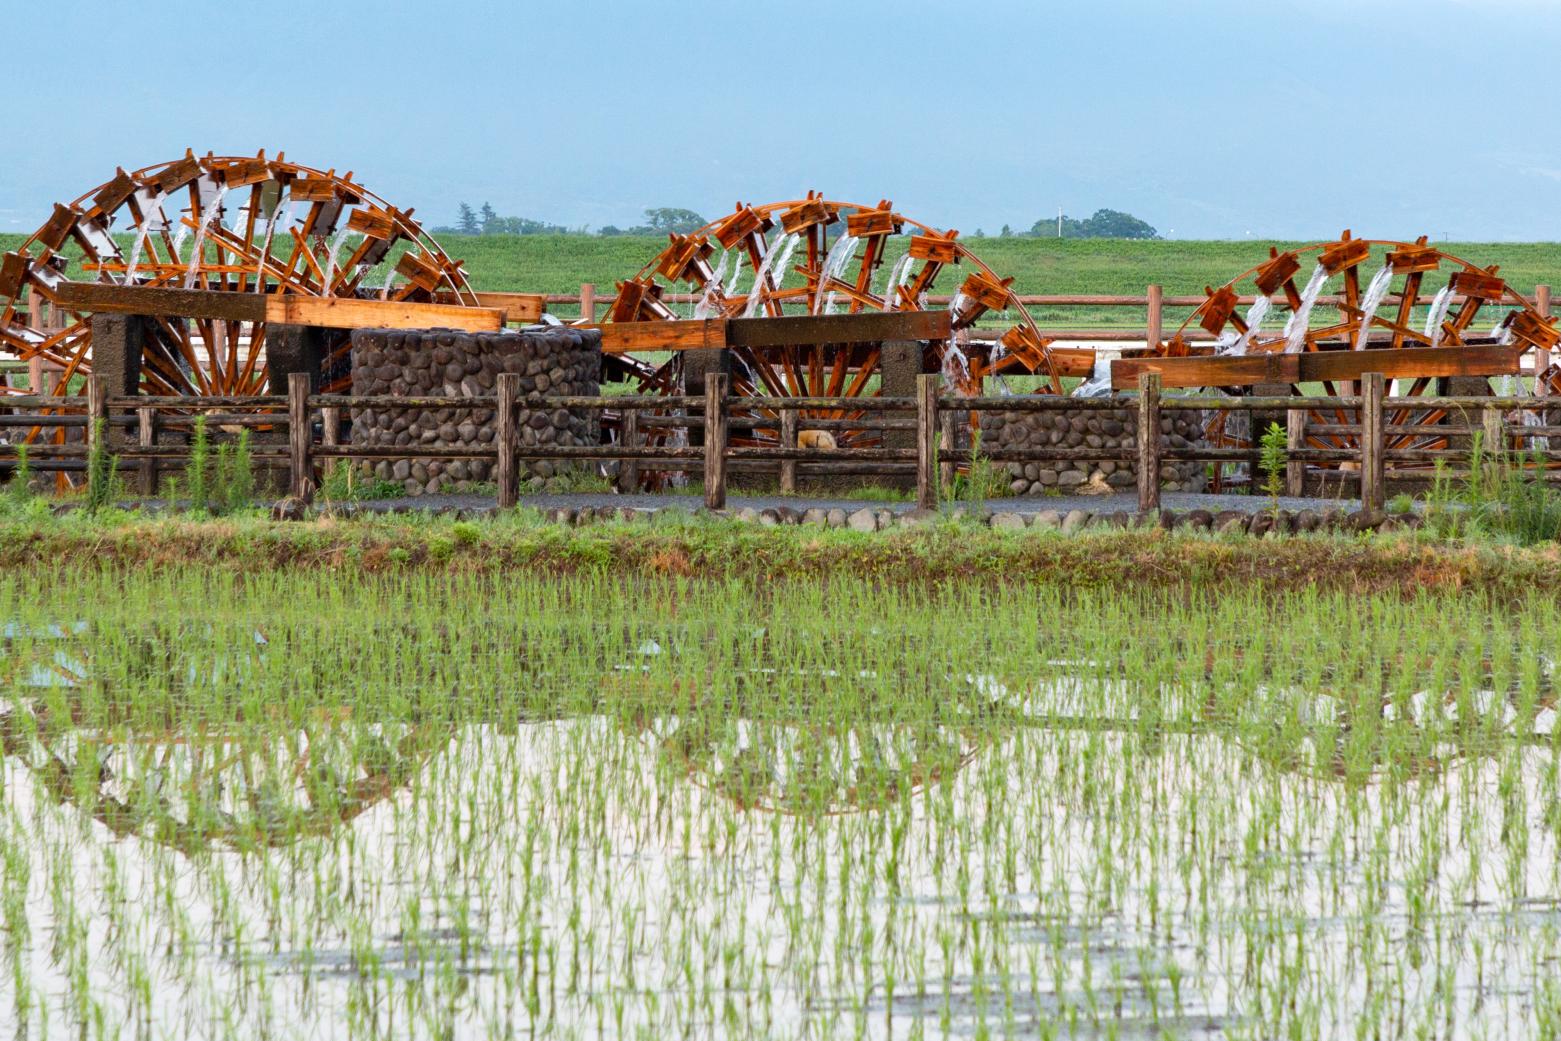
left=681, top=348, right=730, bottom=447
left=879, top=341, right=923, bottom=453
left=89, top=313, right=147, bottom=448
left=266, top=325, right=327, bottom=394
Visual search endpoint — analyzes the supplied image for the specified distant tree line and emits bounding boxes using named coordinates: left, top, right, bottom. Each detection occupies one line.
left=435, top=203, right=707, bottom=237
left=436, top=202, right=1156, bottom=239
left=996, top=209, right=1160, bottom=240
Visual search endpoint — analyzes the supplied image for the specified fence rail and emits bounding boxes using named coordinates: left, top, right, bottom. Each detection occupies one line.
left=5, top=372, right=1559, bottom=515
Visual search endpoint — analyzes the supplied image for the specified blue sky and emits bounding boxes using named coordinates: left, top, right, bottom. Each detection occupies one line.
left=5, top=0, right=1559, bottom=239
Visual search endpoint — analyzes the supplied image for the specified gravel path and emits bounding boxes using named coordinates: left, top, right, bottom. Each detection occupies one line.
left=341, top=490, right=1359, bottom=518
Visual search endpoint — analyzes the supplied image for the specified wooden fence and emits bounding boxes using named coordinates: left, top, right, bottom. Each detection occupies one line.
left=4, top=373, right=1560, bottom=516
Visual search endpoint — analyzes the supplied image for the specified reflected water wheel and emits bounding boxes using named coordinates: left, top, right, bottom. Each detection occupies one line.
left=0, top=149, right=477, bottom=480
left=1159, top=232, right=1559, bottom=486
left=604, top=193, right=1055, bottom=487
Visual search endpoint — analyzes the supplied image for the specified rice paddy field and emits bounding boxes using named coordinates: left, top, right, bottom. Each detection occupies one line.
left=3, top=561, right=1560, bottom=1039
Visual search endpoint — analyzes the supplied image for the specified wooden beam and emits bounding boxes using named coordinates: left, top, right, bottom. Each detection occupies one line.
left=433, top=290, right=546, bottom=323
left=593, top=310, right=952, bottom=355
left=726, top=309, right=950, bottom=348
left=266, top=296, right=503, bottom=332
left=1110, top=344, right=1522, bottom=390
left=56, top=283, right=266, bottom=323
left=597, top=319, right=728, bottom=354
left=54, top=283, right=505, bottom=332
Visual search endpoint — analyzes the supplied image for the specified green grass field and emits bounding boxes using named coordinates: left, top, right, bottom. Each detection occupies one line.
left=8, top=232, right=1559, bottom=297
left=5, top=232, right=1558, bottom=328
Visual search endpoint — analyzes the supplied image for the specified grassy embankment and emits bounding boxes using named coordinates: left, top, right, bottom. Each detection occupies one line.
left=1, top=504, right=1559, bottom=598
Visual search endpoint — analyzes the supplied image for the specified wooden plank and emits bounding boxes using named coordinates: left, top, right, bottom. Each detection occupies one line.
left=56, top=282, right=266, bottom=323
left=1111, top=344, right=1522, bottom=390
left=54, top=283, right=505, bottom=332
left=597, top=319, right=727, bottom=354
left=432, top=290, right=546, bottom=323
left=266, top=296, right=503, bottom=332
left=727, top=309, right=950, bottom=349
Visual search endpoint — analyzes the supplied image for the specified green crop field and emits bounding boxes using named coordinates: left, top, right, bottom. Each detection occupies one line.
left=7, top=232, right=1559, bottom=298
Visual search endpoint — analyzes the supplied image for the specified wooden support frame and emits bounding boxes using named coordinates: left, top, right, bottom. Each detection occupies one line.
left=55, top=283, right=506, bottom=333
left=1111, top=343, right=1522, bottom=391
left=593, top=309, right=952, bottom=355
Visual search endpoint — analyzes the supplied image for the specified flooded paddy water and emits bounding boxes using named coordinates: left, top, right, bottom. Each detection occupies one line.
left=1, top=569, right=1558, bottom=1039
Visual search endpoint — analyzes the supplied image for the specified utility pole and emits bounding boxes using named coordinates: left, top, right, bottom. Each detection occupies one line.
left=1057, top=206, right=1062, bottom=238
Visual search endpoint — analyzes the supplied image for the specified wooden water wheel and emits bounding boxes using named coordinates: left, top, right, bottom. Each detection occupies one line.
left=604, top=194, right=1055, bottom=486
left=1157, top=233, right=1559, bottom=478
left=0, top=149, right=477, bottom=403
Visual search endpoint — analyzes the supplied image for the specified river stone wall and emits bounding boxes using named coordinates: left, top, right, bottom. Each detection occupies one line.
left=349, top=326, right=601, bottom=495
left=982, top=406, right=1208, bottom=494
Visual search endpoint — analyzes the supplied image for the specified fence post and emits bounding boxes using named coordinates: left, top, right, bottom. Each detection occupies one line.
left=703, top=372, right=728, bottom=510
left=939, top=409, right=957, bottom=490
left=1135, top=372, right=1161, bottom=513
left=137, top=406, right=157, bottom=495
left=1146, top=283, right=1163, bottom=348
left=1285, top=407, right=1305, bottom=497
left=288, top=372, right=313, bottom=502
left=1360, top=372, right=1385, bottom=514
left=1482, top=405, right=1504, bottom=485
left=779, top=408, right=798, bottom=494
left=579, top=283, right=596, bottom=323
left=496, top=372, right=518, bottom=508
left=86, top=375, right=105, bottom=451
left=916, top=373, right=939, bottom=510
left=322, top=406, right=340, bottom=449
left=617, top=406, right=640, bottom=493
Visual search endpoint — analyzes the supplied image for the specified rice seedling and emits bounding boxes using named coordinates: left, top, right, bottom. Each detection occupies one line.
left=0, top=568, right=1556, bottom=1038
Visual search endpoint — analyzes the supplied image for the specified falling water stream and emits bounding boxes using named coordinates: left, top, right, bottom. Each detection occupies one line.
left=1226, top=295, right=1271, bottom=356
left=180, top=185, right=229, bottom=289
left=320, top=226, right=353, bottom=292
left=878, top=252, right=915, bottom=310
left=743, top=232, right=802, bottom=318
left=1283, top=264, right=1330, bottom=354
left=1424, top=285, right=1456, bottom=349
left=123, top=191, right=168, bottom=284
left=1353, top=264, right=1396, bottom=351
left=812, top=234, right=859, bottom=315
